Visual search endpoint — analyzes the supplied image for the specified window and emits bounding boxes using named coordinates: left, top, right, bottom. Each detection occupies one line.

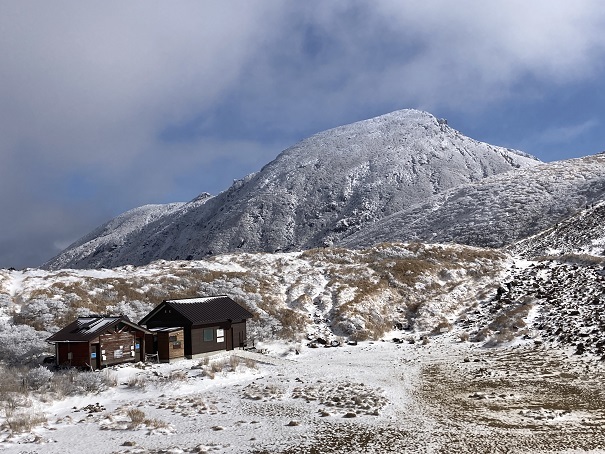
left=203, top=328, right=214, bottom=342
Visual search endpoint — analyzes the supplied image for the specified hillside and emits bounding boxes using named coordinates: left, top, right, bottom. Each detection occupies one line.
left=43, top=109, right=538, bottom=270
left=508, top=199, right=605, bottom=258
left=4, top=243, right=605, bottom=451
left=342, top=153, right=605, bottom=249
left=5, top=240, right=605, bottom=360
left=5, top=243, right=508, bottom=347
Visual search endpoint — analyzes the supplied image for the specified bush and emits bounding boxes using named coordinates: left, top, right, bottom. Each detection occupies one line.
left=52, top=369, right=117, bottom=396
left=26, top=366, right=54, bottom=391
left=3, top=410, right=47, bottom=433
left=126, top=408, right=146, bottom=427
left=0, top=366, right=26, bottom=396
left=0, top=320, right=49, bottom=365
left=126, top=374, right=147, bottom=389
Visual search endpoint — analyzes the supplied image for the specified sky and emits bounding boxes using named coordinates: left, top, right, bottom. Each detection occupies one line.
left=2, top=1, right=605, bottom=269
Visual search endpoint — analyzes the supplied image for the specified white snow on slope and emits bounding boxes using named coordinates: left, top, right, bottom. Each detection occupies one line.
left=44, top=109, right=538, bottom=270
left=4, top=244, right=509, bottom=341
left=42, top=203, right=188, bottom=270
left=342, top=153, right=605, bottom=249
left=508, top=199, right=605, bottom=258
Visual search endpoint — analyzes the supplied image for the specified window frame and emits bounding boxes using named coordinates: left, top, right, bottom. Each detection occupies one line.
left=203, top=328, right=214, bottom=342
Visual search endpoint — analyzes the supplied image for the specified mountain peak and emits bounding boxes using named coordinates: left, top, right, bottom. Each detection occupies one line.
left=44, top=110, right=539, bottom=270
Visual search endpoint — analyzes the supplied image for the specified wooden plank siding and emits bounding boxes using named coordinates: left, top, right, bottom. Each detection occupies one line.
left=232, top=321, right=247, bottom=349
left=56, top=342, right=91, bottom=368
left=48, top=316, right=152, bottom=370
left=99, top=331, right=136, bottom=367
left=191, top=326, right=225, bottom=356
left=156, top=329, right=185, bottom=362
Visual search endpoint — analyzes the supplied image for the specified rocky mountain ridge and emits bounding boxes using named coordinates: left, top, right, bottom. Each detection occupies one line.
left=343, top=153, right=605, bottom=249
left=44, top=109, right=538, bottom=270
left=508, top=199, right=605, bottom=258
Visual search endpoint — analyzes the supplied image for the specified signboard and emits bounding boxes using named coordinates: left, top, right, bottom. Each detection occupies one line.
left=114, top=349, right=123, bottom=358
left=91, top=352, right=97, bottom=359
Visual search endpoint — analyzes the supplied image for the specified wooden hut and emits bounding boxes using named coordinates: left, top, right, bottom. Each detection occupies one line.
left=46, top=316, right=151, bottom=370
left=139, top=295, right=253, bottom=361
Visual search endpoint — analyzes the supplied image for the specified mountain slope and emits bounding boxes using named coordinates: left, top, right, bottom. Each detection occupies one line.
left=43, top=194, right=213, bottom=270
left=44, top=109, right=538, bottom=270
left=342, top=153, right=605, bottom=250
left=5, top=243, right=510, bottom=340
left=508, top=199, right=605, bottom=258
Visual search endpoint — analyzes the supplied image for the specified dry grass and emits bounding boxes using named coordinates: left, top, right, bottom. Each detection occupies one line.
left=3, top=409, right=47, bottom=433
left=274, top=307, right=309, bottom=338
left=126, top=408, right=146, bottom=426
left=417, top=345, right=605, bottom=453
left=242, top=357, right=258, bottom=369
left=127, top=374, right=148, bottom=389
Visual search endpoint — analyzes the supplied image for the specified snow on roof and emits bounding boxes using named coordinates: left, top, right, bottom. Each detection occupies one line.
left=148, top=326, right=184, bottom=332
left=164, top=295, right=227, bottom=304
left=47, top=315, right=149, bottom=342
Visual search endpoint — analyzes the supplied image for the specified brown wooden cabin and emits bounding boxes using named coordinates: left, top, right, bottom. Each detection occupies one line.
left=46, top=316, right=151, bottom=370
left=139, top=295, right=253, bottom=361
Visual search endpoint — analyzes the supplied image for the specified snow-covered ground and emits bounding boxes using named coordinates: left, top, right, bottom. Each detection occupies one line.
left=3, top=234, right=605, bottom=452
left=2, top=336, right=605, bottom=453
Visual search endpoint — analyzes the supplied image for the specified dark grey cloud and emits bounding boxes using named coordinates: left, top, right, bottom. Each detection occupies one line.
left=2, top=1, right=605, bottom=268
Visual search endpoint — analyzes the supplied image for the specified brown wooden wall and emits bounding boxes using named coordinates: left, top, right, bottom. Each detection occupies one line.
left=157, top=329, right=185, bottom=362
left=232, top=321, right=247, bottom=349
left=189, top=321, right=246, bottom=356
left=56, top=342, right=91, bottom=368
left=99, top=331, right=136, bottom=367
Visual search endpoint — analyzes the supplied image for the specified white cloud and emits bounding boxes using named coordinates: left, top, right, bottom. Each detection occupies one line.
left=530, top=119, right=599, bottom=147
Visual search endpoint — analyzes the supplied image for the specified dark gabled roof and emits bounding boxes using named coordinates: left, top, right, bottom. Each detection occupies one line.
left=47, top=316, right=151, bottom=343
left=139, top=295, right=253, bottom=326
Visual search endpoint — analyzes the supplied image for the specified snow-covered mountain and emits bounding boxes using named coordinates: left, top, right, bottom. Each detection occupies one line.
left=44, top=110, right=537, bottom=270
left=342, top=153, right=605, bottom=250
left=508, top=199, right=605, bottom=258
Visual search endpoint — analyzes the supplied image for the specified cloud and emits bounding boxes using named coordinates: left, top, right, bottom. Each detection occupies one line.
left=2, top=1, right=605, bottom=267
left=534, top=119, right=599, bottom=145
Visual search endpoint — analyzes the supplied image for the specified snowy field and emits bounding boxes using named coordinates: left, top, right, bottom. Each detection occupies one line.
left=2, top=337, right=605, bottom=454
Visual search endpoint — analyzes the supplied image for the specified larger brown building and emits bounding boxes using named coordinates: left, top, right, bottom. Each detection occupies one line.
left=139, top=295, right=254, bottom=361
